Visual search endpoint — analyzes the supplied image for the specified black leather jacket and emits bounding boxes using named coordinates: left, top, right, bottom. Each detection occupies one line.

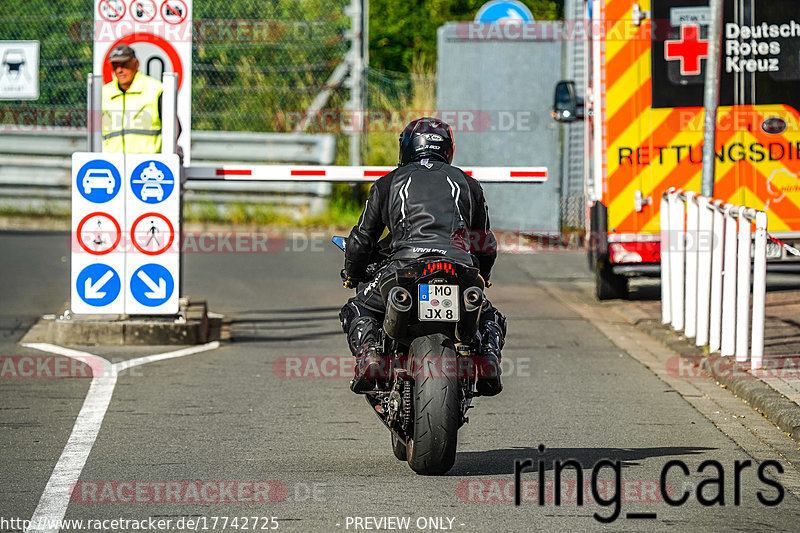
left=345, top=159, right=497, bottom=282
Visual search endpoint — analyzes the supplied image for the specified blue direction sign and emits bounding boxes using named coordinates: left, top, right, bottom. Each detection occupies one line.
left=76, top=263, right=121, bottom=306
left=130, top=160, right=175, bottom=204
left=130, top=263, right=174, bottom=306
left=76, top=159, right=122, bottom=203
left=475, top=0, right=534, bottom=23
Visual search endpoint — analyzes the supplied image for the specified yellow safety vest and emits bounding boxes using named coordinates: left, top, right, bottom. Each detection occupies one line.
left=102, top=72, right=163, bottom=153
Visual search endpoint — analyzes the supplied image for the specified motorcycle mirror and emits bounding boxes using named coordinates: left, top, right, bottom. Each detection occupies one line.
left=331, top=236, right=347, bottom=251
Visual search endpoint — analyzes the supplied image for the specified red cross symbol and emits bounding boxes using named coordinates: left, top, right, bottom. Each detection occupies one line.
left=665, top=25, right=708, bottom=76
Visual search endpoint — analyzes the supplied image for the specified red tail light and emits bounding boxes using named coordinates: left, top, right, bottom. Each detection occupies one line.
left=608, top=241, right=660, bottom=264
left=423, top=262, right=456, bottom=276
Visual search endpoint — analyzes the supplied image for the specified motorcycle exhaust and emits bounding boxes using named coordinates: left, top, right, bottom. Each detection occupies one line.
left=456, top=286, right=484, bottom=341
left=384, top=286, right=412, bottom=340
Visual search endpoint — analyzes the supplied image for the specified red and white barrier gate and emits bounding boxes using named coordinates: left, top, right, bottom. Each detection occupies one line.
left=185, top=165, right=548, bottom=183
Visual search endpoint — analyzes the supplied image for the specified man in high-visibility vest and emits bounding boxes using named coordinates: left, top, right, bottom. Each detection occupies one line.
left=101, top=44, right=164, bottom=153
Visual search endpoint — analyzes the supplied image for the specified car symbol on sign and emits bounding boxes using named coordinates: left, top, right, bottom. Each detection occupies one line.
left=2, top=50, right=25, bottom=74
left=141, top=182, right=164, bottom=201
left=83, top=169, right=115, bottom=194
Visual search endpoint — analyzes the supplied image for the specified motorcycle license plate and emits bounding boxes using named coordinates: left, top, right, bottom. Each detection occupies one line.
left=418, top=284, right=459, bottom=322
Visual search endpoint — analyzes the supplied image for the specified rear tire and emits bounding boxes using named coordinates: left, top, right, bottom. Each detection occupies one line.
left=406, top=334, right=460, bottom=475
left=595, top=260, right=628, bottom=300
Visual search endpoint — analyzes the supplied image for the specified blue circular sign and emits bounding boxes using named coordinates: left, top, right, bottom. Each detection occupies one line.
left=76, top=160, right=122, bottom=203
left=475, top=0, right=534, bottom=23
left=130, top=160, right=175, bottom=204
left=130, top=263, right=174, bottom=306
left=76, top=263, right=121, bottom=306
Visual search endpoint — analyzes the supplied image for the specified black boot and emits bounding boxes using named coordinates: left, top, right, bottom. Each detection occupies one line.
left=476, top=320, right=504, bottom=396
left=350, top=342, right=388, bottom=393
left=346, top=316, right=387, bottom=393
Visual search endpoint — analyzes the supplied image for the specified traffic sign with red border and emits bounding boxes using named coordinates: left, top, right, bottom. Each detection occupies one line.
left=160, top=0, right=187, bottom=24
left=77, top=212, right=122, bottom=255
left=130, top=212, right=175, bottom=255
left=101, top=33, right=184, bottom=89
left=98, top=0, right=126, bottom=22
left=130, top=0, right=157, bottom=23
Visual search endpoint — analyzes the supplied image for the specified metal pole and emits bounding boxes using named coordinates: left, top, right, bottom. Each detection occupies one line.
left=670, top=192, right=685, bottom=332
left=347, top=0, right=362, bottom=166
left=708, top=200, right=725, bottom=351
left=720, top=204, right=737, bottom=356
left=160, top=72, right=181, bottom=300
left=87, top=74, right=103, bottom=152
left=700, top=0, right=724, bottom=197
left=161, top=73, right=178, bottom=155
left=735, top=207, right=751, bottom=363
left=751, top=211, right=768, bottom=369
left=695, top=196, right=712, bottom=346
left=660, top=192, right=672, bottom=324
left=684, top=191, right=698, bottom=338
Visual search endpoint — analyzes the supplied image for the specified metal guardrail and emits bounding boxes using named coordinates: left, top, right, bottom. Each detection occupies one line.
left=0, top=130, right=337, bottom=216
left=660, top=188, right=767, bottom=369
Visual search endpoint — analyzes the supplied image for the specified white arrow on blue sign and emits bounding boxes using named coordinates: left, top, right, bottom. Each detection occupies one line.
left=474, top=0, right=535, bottom=23
left=130, top=263, right=174, bottom=306
left=130, top=160, right=175, bottom=204
left=76, top=159, right=122, bottom=203
left=76, top=263, right=121, bottom=306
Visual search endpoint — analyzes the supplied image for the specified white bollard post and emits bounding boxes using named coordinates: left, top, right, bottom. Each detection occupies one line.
left=661, top=192, right=672, bottom=324
left=735, top=207, right=751, bottom=363
left=720, top=205, right=737, bottom=356
left=670, top=192, right=686, bottom=332
left=709, top=201, right=725, bottom=352
left=684, top=192, right=698, bottom=338
left=696, top=197, right=713, bottom=346
left=751, top=211, right=768, bottom=369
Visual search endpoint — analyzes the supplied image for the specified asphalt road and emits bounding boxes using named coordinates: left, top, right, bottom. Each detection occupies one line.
left=1, top=230, right=799, bottom=532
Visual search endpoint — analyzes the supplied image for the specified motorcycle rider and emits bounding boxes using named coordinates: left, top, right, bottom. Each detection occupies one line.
left=339, top=117, right=507, bottom=396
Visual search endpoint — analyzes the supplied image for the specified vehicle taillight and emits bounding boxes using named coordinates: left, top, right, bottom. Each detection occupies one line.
left=423, top=262, right=456, bottom=276
left=608, top=241, right=660, bottom=264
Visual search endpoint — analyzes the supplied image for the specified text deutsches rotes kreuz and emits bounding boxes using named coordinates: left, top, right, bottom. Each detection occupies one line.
left=724, top=20, right=800, bottom=74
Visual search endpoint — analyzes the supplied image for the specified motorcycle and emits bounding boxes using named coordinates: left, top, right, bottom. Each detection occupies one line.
left=333, top=236, right=489, bottom=475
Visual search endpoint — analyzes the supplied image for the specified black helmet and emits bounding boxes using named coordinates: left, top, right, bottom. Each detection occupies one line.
left=398, top=117, right=455, bottom=166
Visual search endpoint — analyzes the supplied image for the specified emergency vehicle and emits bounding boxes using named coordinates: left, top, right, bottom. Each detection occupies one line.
left=553, top=0, right=800, bottom=299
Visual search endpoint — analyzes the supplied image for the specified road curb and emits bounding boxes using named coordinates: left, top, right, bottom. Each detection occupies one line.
left=19, top=298, right=225, bottom=346
left=624, top=315, right=800, bottom=446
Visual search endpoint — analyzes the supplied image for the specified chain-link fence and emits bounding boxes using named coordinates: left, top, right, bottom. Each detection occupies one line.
left=1, top=0, right=352, bottom=135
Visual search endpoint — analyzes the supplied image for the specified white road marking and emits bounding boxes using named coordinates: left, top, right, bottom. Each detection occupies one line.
left=20, top=341, right=219, bottom=533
